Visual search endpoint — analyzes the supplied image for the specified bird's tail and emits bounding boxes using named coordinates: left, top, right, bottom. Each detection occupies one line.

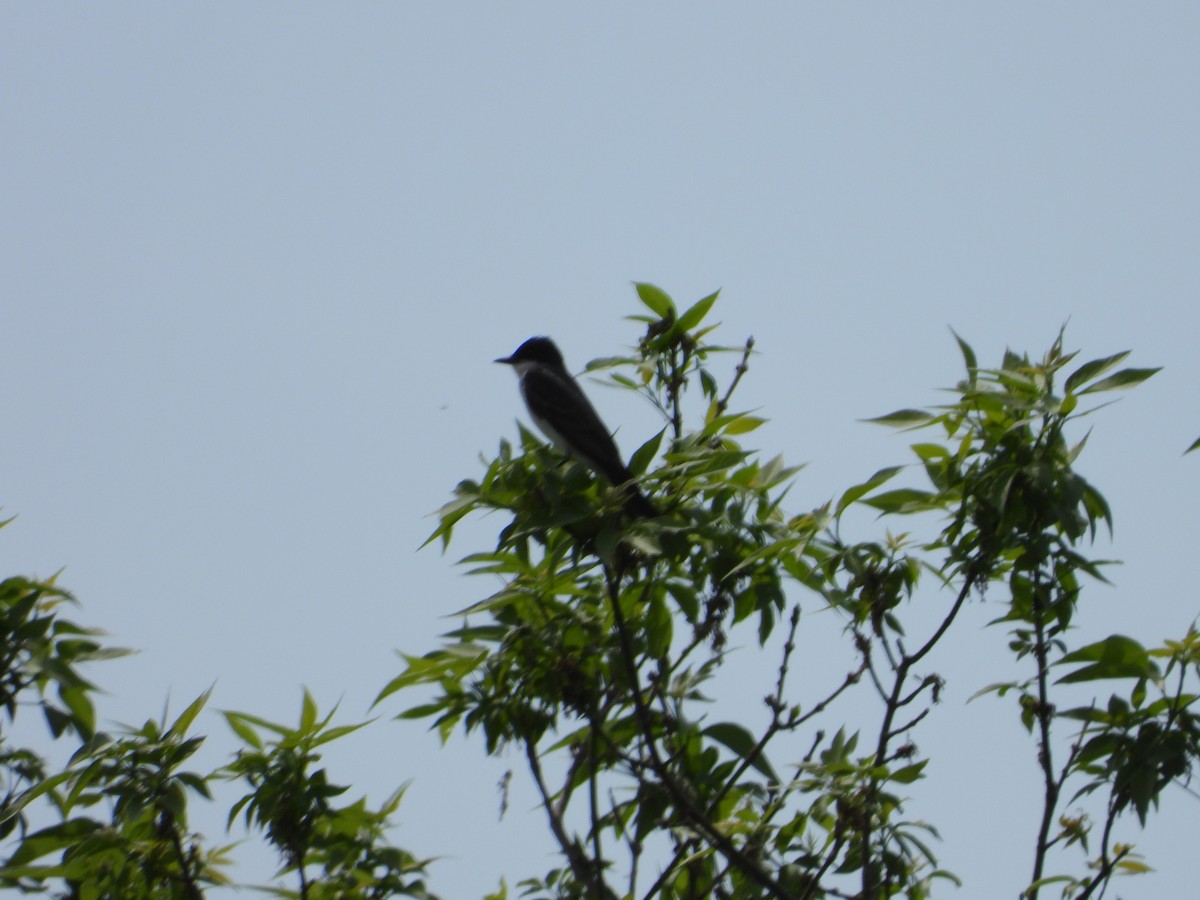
left=599, top=459, right=658, bottom=519
left=621, top=482, right=658, bottom=519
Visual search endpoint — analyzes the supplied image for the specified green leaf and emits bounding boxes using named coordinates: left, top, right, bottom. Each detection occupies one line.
left=666, top=582, right=699, bottom=622
left=421, top=495, right=477, bottom=551
left=889, top=760, right=929, bottom=784
left=675, top=290, right=720, bottom=334
left=4, top=818, right=103, bottom=867
left=1185, top=435, right=1200, bottom=456
left=910, top=443, right=948, bottom=462
left=723, top=415, right=766, bottom=436
left=1064, top=351, right=1130, bottom=394
left=300, top=689, right=318, bottom=733
left=1066, top=427, right=1092, bottom=464
left=0, top=771, right=75, bottom=829
left=583, top=355, right=632, bottom=373
left=703, top=722, right=777, bottom=781
left=950, top=329, right=977, bottom=384
left=57, top=685, right=95, bottom=739
left=967, top=681, right=1018, bottom=703
left=1130, top=676, right=1147, bottom=709
left=701, top=409, right=765, bottom=437
left=625, top=530, right=661, bottom=557
left=42, top=705, right=72, bottom=739
left=177, top=772, right=212, bottom=799
left=628, top=429, right=665, bottom=476
left=223, top=712, right=264, bottom=749
left=645, top=592, right=673, bottom=659
left=1057, top=635, right=1160, bottom=684
left=861, top=488, right=937, bottom=514
left=1079, top=367, right=1161, bottom=394
left=836, top=466, right=903, bottom=515
left=1025, top=875, right=1076, bottom=892
left=1115, top=856, right=1152, bottom=874
left=396, top=702, right=446, bottom=721
left=311, top=720, right=372, bottom=747
left=168, top=686, right=213, bottom=738
left=864, top=409, right=936, bottom=429
left=634, top=282, right=675, bottom=319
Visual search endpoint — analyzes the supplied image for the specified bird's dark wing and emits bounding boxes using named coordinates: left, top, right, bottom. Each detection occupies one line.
left=521, top=366, right=632, bottom=485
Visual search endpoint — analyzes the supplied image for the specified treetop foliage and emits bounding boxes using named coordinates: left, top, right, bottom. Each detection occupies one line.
left=1, top=285, right=1197, bottom=899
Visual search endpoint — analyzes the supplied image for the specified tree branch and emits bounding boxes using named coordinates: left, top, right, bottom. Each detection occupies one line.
left=605, top=568, right=797, bottom=898
left=524, top=739, right=617, bottom=899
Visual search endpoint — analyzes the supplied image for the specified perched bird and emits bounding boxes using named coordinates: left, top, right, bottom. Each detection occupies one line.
left=496, top=337, right=657, bottom=518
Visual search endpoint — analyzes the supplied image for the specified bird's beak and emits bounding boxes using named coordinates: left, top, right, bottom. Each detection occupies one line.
left=494, top=355, right=515, bottom=365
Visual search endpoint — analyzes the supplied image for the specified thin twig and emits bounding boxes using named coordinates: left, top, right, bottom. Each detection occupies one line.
left=714, top=337, right=755, bottom=419
left=885, top=708, right=930, bottom=743
left=588, top=714, right=605, bottom=888
left=862, top=576, right=974, bottom=899
left=1028, top=574, right=1059, bottom=896
left=798, top=835, right=845, bottom=900
left=162, top=813, right=205, bottom=900
left=605, top=567, right=797, bottom=898
left=525, top=739, right=617, bottom=899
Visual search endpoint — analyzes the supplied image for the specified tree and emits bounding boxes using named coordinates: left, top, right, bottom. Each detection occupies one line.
left=0, top=559, right=436, bottom=896
left=383, top=285, right=1199, bottom=899
left=2, top=285, right=1198, bottom=898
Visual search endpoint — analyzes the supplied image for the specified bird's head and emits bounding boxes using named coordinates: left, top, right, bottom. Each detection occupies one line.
left=495, top=336, right=566, bottom=370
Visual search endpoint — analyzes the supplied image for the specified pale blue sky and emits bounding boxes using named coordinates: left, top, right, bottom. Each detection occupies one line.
left=3, top=5, right=1198, bottom=897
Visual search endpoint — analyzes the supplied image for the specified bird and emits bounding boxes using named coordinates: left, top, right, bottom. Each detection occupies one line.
left=496, top=336, right=657, bottom=518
